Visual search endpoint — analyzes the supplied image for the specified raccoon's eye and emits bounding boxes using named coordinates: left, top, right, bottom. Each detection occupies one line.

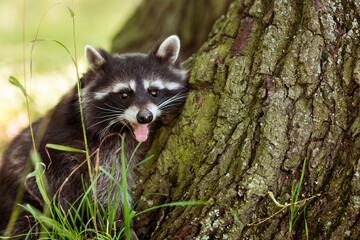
left=120, top=92, right=128, bottom=99
left=150, top=90, right=158, bottom=97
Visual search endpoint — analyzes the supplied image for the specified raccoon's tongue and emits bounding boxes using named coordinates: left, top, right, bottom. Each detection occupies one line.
left=132, top=124, right=149, bottom=142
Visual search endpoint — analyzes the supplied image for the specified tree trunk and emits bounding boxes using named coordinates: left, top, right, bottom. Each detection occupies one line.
left=117, top=0, right=360, bottom=239
left=111, top=0, right=232, bottom=59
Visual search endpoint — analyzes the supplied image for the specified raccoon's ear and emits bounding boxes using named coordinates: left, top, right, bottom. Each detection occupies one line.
left=154, top=35, right=180, bottom=65
left=85, top=45, right=106, bottom=69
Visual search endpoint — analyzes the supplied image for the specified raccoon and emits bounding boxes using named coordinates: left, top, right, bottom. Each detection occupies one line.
left=0, top=35, right=188, bottom=239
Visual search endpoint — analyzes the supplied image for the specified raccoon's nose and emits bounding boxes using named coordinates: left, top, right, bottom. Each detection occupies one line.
left=137, top=110, right=153, bottom=124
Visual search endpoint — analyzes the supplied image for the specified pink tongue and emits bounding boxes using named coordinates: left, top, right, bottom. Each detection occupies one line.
left=133, top=124, right=149, bottom=142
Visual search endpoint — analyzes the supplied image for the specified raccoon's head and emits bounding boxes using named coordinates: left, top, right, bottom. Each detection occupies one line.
left=80, top=35, right=188, bottom=142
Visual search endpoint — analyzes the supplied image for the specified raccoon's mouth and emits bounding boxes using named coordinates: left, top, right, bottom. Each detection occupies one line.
left=131, top=123, right=149, bottom=142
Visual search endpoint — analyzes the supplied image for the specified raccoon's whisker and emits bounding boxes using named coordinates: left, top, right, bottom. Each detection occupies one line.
left=158, top=103, right=184, bottom=110
left=94, top=113, right=122, bottom=119
left=100, top=123, right=111, bottom=139
left=158, top=96, right=179, bottom=109
left=162, top=93, right=187, bottom=104
left=100, top=120, right=119, bottom=139
left=158, top=95, right=178, bottom=107
left=104, top=103, right=125, bottom=112
left=90, top=116, right=120, bottom=128
left=119, top=120, right=131, bottom=130
left=119, top=120, right=134, bottom=137
left=158, top=94, right=187, bottom=110
left=159, top=96, right=187, bottom=107
left=120, top=123, right=129, bottom=132
left=93, top=105, right=122, bottom=114
left=100, top=119, right=119, bottom=139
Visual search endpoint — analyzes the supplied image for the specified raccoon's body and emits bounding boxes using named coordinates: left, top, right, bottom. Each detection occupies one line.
left=0, top=35, right=188, bottom=239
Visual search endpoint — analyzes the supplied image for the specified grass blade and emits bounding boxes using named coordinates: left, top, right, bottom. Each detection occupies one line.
left=30, top=151, right=51, bottom=207
left=46, top=143, right=86, bottom=153
left=295, top=158, right=306, bottom=204
left=131, top=193, right=168, bottom=211
left=268, top=191, right=286, bottom=208
left=134, top=201, right=208, bottom=217
left=30, top=38, right=76, bottom=66
left=120, top=135, right=131, bottom=240
left=304, top=205, right=308, bottom=240
left=22, top=204, right=76, bottom=239
left=9, top=76, right=27, bottom=97
left=127, top=142, right=142, bottom=170
left=60, top=3, right=74, bottom=17
left=128, top=155, right=154, bottom=173
left=289, top=180, right=295, bottom=232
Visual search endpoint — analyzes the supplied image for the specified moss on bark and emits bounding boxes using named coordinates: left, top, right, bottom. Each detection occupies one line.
left=113, top=0, right=360, bottom=239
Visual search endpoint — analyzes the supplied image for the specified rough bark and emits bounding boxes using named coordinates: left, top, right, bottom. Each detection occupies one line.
left=120, top=0, right=360, bottom=239
left=111, top=0, right=232, bottom=59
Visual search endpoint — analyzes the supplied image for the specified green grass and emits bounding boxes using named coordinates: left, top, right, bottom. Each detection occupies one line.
left=1, top=135, right=206, bottom=239
left=248, top=158, right=319, bottom=239
left=289, top=158, right=307, bottom=234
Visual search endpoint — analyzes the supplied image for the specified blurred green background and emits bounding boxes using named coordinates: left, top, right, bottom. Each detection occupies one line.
left=0, top=0, right=140, bottom=153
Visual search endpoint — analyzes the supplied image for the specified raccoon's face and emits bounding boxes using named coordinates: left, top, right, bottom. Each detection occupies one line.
left=81, top=35, right=188, bottom=142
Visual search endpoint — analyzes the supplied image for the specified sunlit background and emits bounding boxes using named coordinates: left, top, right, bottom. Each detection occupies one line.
left=0, top=0, right=140, bottom=154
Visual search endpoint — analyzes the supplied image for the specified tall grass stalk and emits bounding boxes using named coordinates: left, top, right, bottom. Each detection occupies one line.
left=22, top=0, right=36, bottom=153
left=121, top=136, right=131, bottom=240
left=3, top=0, right=34, bottom=236
left=289, top=158, right=307, bottom=233
left=248, top=158, right=316, bottom=240
left=29, top=2, right=91, bottom=177
left=70, top=1, right=91, bottom=163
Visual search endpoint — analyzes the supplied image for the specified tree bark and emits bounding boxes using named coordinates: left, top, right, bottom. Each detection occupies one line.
left=111, top=0, right=232, bottom=59
left=116, top=0, right=360, bottom=239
